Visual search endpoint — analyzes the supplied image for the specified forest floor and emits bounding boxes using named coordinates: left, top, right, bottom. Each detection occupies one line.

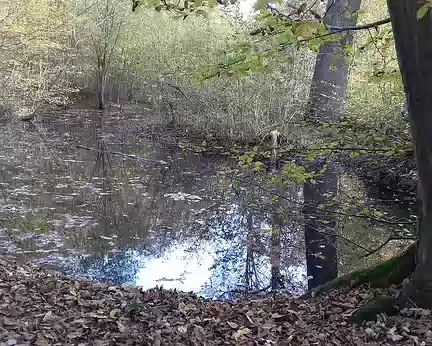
left=1, top=258, right=431, bottom=346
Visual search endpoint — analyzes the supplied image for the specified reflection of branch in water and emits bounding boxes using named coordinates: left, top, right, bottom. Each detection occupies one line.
left=245, top=212, right=266, bottom=291
left=155, top=276, right=185, bottom=284
left=0, top=171, right=8, bottom=203
left=227, top=174, right=415, bottom=226
left=89, top=138, right=119, bottom=234
left=76, top=145, right=167, bottom=165
left=305, top=221, right=371, bottom=254
left=19, top=121, right=63, bottom=171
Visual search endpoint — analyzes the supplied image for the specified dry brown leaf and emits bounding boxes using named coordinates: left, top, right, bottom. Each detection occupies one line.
left=227, top=321, right=238, bottom=329
left=42, top=311, right=59, bottom=323
left=117, top=321, right=127, bottom=333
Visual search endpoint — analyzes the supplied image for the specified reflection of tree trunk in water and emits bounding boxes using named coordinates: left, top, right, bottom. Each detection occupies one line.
left=303, top=0, right=360, bottom=290
left=270, top=183, right=284, bottom=290
left=304, top=163, right=339, bottom=289
left=91, top=117, right=118, bottom=236
left=271, top=213, right=283, bottom=290
left=245, top=213, right=254, bottom=290
left=245, top=212, right=262, bottom=291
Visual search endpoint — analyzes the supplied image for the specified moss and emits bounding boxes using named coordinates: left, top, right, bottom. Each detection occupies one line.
left=302, top=243, right=416, bottom=298
left=351, top=295, right=398, bottom=322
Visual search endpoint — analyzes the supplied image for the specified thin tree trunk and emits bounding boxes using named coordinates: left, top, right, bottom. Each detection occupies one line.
left=387, top=0, right=432, bottom=308
left=97, top=67, right=106, bottom=110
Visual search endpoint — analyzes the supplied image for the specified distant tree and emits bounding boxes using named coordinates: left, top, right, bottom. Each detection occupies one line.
left=76, top=0, right=130, bottom=109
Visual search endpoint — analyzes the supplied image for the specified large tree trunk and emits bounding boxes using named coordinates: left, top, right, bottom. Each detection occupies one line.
left=303, top=0, right=361, bottom=289
left=388, top=0, right=432, bottom=308
left=306, top=0, right=362, bottom=124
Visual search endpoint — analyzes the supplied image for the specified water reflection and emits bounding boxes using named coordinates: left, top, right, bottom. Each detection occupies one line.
left=0, top=110, right=416, bottom=298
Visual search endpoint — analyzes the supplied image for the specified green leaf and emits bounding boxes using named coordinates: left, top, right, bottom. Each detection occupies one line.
left=374, top=211, right=384, bottom=217
left=254, top=161, right=264, bottom=169
left=307, top=153, right=317, bottom=161
left=277, top=29, right=295, bottom=46
left=417, top=4, right=429, bottom=20
left=292, top=21, right=327, bottom=38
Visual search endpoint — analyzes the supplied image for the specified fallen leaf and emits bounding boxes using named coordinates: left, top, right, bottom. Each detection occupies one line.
left=109, top=309, right=122, bottom=318
left=117, top=321, right=127, bottom=333
left=227, top=321, right=238, bottom=329
left=42, top=311, right=59, bottom=323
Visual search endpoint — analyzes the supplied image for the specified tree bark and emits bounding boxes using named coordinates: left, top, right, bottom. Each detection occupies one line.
left=97, top=68, right=106, bottom=110
left=303, top=0, right=361, bottom=290
left=306, top=0, right=362, bottom=123
left=388, top=0, right=432, bottom=308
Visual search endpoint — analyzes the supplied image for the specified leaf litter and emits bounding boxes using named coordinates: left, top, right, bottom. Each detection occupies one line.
left=0, top=260, right=431, bottom=345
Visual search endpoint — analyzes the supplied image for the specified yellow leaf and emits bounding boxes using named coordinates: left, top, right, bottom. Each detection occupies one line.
left=238, top=328, right=250, bottom=335
left=417, top=4, right=429, bottom=20
left=109, top=309, right=122, bottom=318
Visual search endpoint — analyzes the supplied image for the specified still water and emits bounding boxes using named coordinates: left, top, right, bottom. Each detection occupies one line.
left=0, top=110, right=416, bottom=298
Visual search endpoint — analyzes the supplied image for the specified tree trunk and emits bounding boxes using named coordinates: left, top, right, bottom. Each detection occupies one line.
left=388, top=0, right=432, bottom=308
left=303, top=0, right=361, bottom=290
left=97, top=67, right=106, bottom=110
left=306, top=0, right=362, bottom=123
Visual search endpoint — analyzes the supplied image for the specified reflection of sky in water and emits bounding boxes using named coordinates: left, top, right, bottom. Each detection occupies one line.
left=33, top=202, right=308, bottom=298
left=43, top=237, right=307, bottom=298
left=136, top=245, right=216, bottom=292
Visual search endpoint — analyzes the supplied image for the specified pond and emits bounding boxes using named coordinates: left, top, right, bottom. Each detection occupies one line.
left=0, top=109, right=417, bottom=299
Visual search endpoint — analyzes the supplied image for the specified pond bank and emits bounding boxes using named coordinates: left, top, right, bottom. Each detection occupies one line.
left=0, top=257, right=430, bottom=345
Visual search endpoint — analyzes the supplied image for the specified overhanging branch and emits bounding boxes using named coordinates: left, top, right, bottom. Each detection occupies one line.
left=331, top=18, right=391, bottom=33
left=267, top=5, right=390, bottom=34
